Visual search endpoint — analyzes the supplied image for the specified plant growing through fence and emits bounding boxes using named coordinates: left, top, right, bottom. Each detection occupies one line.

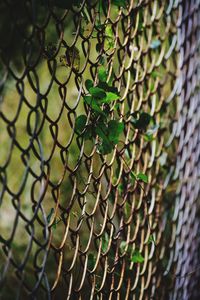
left=43, top=0, right=160, bottom=289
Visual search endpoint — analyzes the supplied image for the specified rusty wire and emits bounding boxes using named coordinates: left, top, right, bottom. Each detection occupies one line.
left=0, top=0, right=200, bottom=299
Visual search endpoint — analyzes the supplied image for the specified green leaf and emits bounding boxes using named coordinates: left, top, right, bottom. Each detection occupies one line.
left=97, top=81, right=109, bottom=91
left=138, top=10, right=144, bottom=31
left=98, top=66, right=107, bottom=82
left=88, top=253, right=96, bottom=269
left=131, top=250, right=144, bottom=263
left=95, top=122, right=108, bottom=139
left=96, top=120, right=124, bottom=154
left=89, top=87, right=106, bottom=99
left=83, top=95, right=93, bottom=105
left=107, top=86, right=119, bottom=94
left=137, top=172, right=148, bottom=183
left=85, top=79, right=93, bottom=91
left=83, top=96, right=103, bottom=114
left=150, top=40, right=161, bottom=49
left=138, top=112, right=151, bottom=128
left=118, top=183, right=124, bottom=195
left=98, top=140, right=113, bottom=155
left=105, top=25, right=115, bottom=51
left=102, top=233, right=109, bottom=252
left=132, top=112, right=151, bottom=130
left=105, top=25, right=114, bottom=38
left=151, top=71, right=162, bottom=79
left=130, top=172, right=136, bottom=179
left=75, top=115, right=87, bottom=134
left=101, top=92, right=120, bottom=103
left=108, top=120, right=124, bottom=144
left=99, top=54, right=106, bottom=65
left=150, top=82, right=154, bottom=92
left=83, top=125, right=93, bottom=140
left=96, top=24, right=106, bottom=30
left=112, top=0, right=127, bottom=8
left=114, top=103, right=120, bottom=110
left=144, top=134, right=154, bottom=142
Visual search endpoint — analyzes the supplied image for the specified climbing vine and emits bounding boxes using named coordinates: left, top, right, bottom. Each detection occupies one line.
left=45, top=0, right=159, bottom=269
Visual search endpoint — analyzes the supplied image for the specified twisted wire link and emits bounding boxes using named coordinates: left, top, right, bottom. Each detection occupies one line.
left=0, top=0, right=199, bottom=299
left=168, top=1, right=200, bottom=299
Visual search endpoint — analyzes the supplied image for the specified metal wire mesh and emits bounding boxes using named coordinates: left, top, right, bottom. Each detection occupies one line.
left=0, top=0, right=199, bottom=299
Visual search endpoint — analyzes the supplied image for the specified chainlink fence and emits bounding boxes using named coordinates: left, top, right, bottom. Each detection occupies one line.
left=0, top=0, right=200, bottom=299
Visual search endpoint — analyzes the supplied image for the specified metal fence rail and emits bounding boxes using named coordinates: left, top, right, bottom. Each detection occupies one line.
left=0, top=0, right=199, bottom=299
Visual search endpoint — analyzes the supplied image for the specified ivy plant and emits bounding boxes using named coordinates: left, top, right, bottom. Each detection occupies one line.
left=112, top=0, right=128, bottom=8
left=130, top=249, right=144, bottom=263
left=130, top=172, right=149, bottom=184
left=75, top=66, right=124, bottom=155
left=119, top=241, right=145, bottom=264
left=131, top=111, right=151, bottom=130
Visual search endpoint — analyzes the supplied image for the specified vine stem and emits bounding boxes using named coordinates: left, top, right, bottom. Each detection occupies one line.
left=116, top=148, right=156, bottom=245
